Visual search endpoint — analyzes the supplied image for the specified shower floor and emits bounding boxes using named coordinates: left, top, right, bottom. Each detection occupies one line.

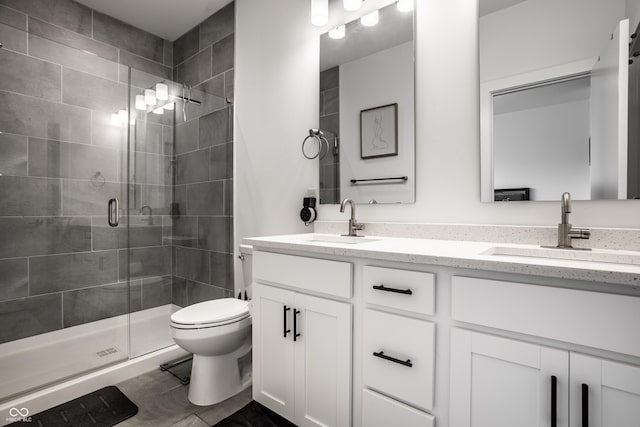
left=0, top=304, right=180, bottom=402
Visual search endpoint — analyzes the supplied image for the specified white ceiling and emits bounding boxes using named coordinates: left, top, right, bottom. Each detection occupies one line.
left=75, top=0, right=233, bottom=41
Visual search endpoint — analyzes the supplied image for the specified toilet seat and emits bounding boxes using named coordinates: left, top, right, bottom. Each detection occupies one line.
left=170, top=298, right=250, bottom=330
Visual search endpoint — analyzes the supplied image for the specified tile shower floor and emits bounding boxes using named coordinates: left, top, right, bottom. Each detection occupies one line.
left=116, top=368, right=252, bottom=427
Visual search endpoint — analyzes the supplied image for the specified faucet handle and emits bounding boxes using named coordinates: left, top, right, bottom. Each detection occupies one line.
left=352, top=221, right=365, bottom=231
left=569, top=227, right=590, bottom=240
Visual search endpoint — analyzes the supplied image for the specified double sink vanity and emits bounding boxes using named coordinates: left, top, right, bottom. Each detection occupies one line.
left=244, top=228, right=640, bottom=427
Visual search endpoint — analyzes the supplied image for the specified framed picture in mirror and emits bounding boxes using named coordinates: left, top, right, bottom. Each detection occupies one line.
left=360, top=103, right=398, bottom=159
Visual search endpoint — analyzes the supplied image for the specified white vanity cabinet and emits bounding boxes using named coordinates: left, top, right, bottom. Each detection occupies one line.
left=246, top=233, right=640, bottom=427
left=450, top=329, right=569, bottom=427
left=361, top=266, right=436, bottom=426
left=570, top=353, right=640, bottom=427
left=450, top=330, right=640, bottom=427
left=252, top=251, right=352, bottom=427
left=450, top=276, right=640, bottom=427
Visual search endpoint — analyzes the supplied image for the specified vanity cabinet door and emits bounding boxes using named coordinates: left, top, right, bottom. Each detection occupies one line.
left=570, top=353, right=640, bottom=427
left=252, top=283, right=296, bottom=420
left=294, top=293, right=352, bottom=427
left=253, top=283, right=352, bottom=427
left=450, top=328, right=569, bottom=427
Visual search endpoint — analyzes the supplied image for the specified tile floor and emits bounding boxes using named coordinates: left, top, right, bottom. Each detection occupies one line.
left=116, top=368, right=252, bottom=427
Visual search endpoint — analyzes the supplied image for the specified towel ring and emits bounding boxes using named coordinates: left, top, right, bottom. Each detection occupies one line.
left=302, top=129, right=330, bottom=160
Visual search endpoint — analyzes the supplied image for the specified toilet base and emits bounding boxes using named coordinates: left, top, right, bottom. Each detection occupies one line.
left=187, top=341, right=252, bottom=406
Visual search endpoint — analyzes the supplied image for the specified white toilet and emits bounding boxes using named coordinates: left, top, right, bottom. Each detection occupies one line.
left=170, top=298, right=252, bottom=405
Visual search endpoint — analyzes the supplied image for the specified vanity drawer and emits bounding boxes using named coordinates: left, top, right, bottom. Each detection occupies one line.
left=363, top=266, right=435, bottom=316
left=452, top=276, right=640, bottom=357
left=363, top=309, right=435, bottom=411
left=362, top=389, right=434, bottom=427
left=253, top=251, right=352, bottom=298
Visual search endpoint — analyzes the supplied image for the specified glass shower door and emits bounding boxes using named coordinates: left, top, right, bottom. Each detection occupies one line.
left=0, top=29, right=133, bottom=400
left=126, top=69, right=179, bottom=358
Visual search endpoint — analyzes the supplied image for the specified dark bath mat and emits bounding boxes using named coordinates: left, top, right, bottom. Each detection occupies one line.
left=212, top=400, right=296, bottom=427
left=9, top=385, right=138, bottom=427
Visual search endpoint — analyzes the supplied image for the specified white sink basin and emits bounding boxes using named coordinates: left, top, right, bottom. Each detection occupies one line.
left=483, top=246, right=640, bottom=265
left=306, top=234, right=380, bottom=245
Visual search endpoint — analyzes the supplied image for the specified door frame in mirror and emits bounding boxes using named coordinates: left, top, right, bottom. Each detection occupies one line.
left=480, top=58, right=596, bottom=202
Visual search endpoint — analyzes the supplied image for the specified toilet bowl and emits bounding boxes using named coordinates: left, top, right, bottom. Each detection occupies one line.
left=170, top=298, right=252, bottom=406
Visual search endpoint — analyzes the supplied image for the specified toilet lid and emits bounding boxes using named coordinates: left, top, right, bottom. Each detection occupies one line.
left=170, top=298, right=250, bottom=325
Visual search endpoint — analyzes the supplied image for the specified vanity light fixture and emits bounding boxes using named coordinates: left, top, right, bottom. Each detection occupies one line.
left=145, top=89, right=157, bottom=106
left=396, top=0, right=413, bottom=12
left=343, top=0, right=362, bottom=11
left=311, top=0, right=328, bottom=26
left=135, top=94, right=146, bottom=111
left=360, top=9, right=379, bottom=27
left=329, top=24, right=346, bottom=39
left=155, top=83, right=169, bottom=101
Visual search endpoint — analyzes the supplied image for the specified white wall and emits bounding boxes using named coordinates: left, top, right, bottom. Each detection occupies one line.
left=480, top=0, right=626, bottom=82
left=493, top=99, right=591, bottom=200
left=234, top=0, right=320, bottom=286
left=235, top=0, right=640, bottom=253
left=339, top=41, right=415, bottom=203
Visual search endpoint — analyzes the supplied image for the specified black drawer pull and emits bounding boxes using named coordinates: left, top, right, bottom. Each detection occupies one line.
left=551, top=376, right=557, bottom=427
left=293, top=309, right=301, bottom=342
left=582, top=383, right=589, bottom=427
left=372, top=284, right=413, bottom=295
left=372, top=351, right=413, bottom=367
left=283, top=306, right=291, bottom=338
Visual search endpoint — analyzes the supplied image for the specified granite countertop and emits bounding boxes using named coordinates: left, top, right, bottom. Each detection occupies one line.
left=243, top=233, right=640, bottom=287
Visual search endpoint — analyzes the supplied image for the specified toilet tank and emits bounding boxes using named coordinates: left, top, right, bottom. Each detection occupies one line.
left=238, top=244, right=253, bottom=297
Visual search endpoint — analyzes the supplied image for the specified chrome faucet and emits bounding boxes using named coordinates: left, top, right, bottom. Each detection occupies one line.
left=340, top=198, right=364, bottom=237
left=556, top=192, right=590, bottom=249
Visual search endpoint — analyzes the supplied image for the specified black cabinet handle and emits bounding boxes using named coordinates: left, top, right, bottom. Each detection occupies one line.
left=582, top=383, right=589, bottom=427
left=551, top=376, right=557, bottom=427
left=372, top=351, right=413, bottom=367
left=293, top=309, right=301, bottom=342
left=372, top=284, right=413, bottom=295
left=283, top=306, right=291, bottom=338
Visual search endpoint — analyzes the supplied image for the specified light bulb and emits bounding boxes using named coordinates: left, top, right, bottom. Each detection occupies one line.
left=163, top=102, right=175, bottom=111
left=343, top=0, right=362, bottom=11
left=397, top=0, right=413, bottom=12
left=361, top=9, right=379, bottom=27
left=329, top=25, right=346, bottom=39
left=311, top=0, right=328, bottom=26
left=135, top=94, right=146, bottom=110
left=145, top=89, right=157, bottom=106
left=152, top=107, right=164, bottom=115
left=117, top=109, right=128, bottom=122
left=155, top=83, right=168, bottom=101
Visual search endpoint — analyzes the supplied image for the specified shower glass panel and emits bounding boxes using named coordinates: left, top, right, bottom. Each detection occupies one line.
left=0, top=25, right=176, bottom=400
left=127, top=69, right=179, bottom=358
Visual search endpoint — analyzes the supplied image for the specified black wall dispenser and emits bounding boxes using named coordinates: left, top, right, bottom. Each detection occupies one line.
left=300, top=197, right=317, bottom=226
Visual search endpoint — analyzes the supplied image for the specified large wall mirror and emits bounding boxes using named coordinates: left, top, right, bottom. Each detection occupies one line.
left=480, top=0, right=640, bottom=202
left=318, top=1, right=415, bottom=204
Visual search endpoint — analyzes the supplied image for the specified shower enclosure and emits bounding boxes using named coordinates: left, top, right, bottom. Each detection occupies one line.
left=0, top=2, right=234, bottom=402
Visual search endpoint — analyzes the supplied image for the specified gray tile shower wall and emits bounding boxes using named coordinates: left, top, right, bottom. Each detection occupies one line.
left=0, top=0, right=176, bottom=344
left=170, top=2, right=235, bottom=305
left=319, top=66, right=340, bottom=204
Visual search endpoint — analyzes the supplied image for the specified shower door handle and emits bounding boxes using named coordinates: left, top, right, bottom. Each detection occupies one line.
left=108, top=197, right=120, bottom=227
